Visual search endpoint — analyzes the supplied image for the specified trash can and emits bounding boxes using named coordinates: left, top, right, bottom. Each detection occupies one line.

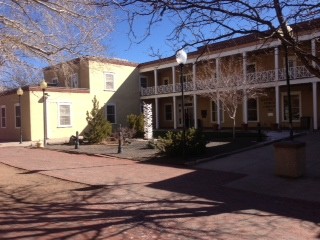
left=274, top=141, right=306, bottom=178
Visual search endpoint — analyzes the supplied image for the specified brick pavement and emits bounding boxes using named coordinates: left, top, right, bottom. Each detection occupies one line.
left=0, top=143, right=319, bottom=239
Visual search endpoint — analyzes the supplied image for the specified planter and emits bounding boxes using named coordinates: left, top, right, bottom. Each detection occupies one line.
left=36, top=141, right=43, bottom=148
left=274, top=141, right=306, bottom=178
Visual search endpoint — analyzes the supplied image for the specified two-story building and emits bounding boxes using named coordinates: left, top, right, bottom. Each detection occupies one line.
left=138, top=20, right=320, bottom=131
left=0, top=57, right=140, bottom=142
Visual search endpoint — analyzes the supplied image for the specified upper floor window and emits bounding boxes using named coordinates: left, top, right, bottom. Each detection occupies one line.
left=140, top=76, right=147, bottom=88
left=247, top=98, right=259, bottom=122
left=105, top=73, right=115, bottom=91
left=52, top=77, right=58, bottom=86
left=163, top=78, right=169, bottom=85
left=14, top=104, right=21, bottom=128
left=1, top=106, right=6, bottom=128
left=106, top=104, right=116, bottom=123
left=71, top=73, right=78, bottom=88
left=58, top=103, right=71, bottom=127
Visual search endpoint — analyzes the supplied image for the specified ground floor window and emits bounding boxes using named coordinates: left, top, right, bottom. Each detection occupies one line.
left=282, top=92, right=301, bottom=121
left=165, top=104, right=172, bottom=121
left=58, top=103, right=71, bottom=127
left=211, top=101, right=224, bottom=123
left=247, top=98, right=259, bottom=122
left=106, top=104, right=116, bottom=123
left=1, top=106, right=6, bottom=128
left=14, top=104, right=21, bottom=128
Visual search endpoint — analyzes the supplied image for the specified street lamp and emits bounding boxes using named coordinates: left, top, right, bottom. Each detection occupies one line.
left=40, top=80, right=48, bottom=146
left=176, top=49, right=188, bottom=158
left=16, top=87, right=23, bottom=144
left=278, top=24, right=294, bottom=140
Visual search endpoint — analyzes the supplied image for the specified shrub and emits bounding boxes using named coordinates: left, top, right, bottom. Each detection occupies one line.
left=127, top=114, right=144, bottom=138
left=156, top=128, right=207, bottom=157
left=85, top=96, right=112, bottom=143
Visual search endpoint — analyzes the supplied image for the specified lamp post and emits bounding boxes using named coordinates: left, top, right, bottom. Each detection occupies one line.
left=16, top=87, right=23, bottom=144
left=40, top=80, right=48, bottom=146
left=279, top=25, right=294, bottom=140
left=176, top=49, right=188, bottom=158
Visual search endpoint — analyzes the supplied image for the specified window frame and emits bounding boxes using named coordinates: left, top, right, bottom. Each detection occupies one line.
left=281, top=91, right=301, bottom=122
left=14, top=103, right=21, bottom=128
left=71, top=73, right=78, bottom=88
left=57, top=102, right=72, bottom=128
left=106, top=104, right=116, bottom=124
left=247, top=98, right=259, bottom=122
left=140, top=76, right=148, bottom=88
left=105, top=72, right=115, bottom=91
left=210, top=100, right=224, bottom=123
left=1, top=105, right=6, bottom=128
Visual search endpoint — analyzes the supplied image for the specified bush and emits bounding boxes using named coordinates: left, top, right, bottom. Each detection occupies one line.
left=156, top=128, right=207, bottom=157
left=127, top=114, right=144, bottom=138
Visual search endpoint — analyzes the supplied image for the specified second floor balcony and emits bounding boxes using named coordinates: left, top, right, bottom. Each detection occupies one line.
left=140, top=65, right=315, bottom=96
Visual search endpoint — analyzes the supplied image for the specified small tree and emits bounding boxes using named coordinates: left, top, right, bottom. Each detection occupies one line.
left=85, top=96, right=112, bottom=143
left=127, top=114, right=144, bottom=138
left=197, top=57, right=264, bottom=139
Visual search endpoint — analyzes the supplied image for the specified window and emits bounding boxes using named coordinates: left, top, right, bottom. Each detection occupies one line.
left=247, top=98, right=259, bottom=122
left=71, top=73, right=78, bottom=88
left=58, top=103, right=71, bottom=127
left=15, top=104, right=21, bottom=128
left=140, top=76, right=147, bottom=88
left=246, top=63, right=256, bottom=73
left=1, top=106, right=6, bottom=128
left=211, top=101, right=224, bottom=123
left=165, top=104, right=172, bottom=121
left=163, top=78, right=169, bottom=85
left=52, top=77, right=58, bottom=85
left=105, top=73, right=114, bottom=90
left=282, top=92, right=301, bottom=121
left=106, top=104, right=116, bottom=123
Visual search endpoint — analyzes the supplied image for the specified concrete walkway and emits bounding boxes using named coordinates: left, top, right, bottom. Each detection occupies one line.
left=196, top=132, right=320, bottom=203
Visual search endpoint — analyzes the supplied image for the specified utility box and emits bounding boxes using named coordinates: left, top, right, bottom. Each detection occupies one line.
left=274, top=141, right=306, bottom=178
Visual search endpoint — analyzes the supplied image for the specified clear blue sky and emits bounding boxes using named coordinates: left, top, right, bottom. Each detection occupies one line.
left=106, top=13, right=178, bottom=64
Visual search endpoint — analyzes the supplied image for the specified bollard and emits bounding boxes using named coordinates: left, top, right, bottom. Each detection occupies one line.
left=118, top=124, right=122, bottom=153
left=75, top=131, right=79, bottom=149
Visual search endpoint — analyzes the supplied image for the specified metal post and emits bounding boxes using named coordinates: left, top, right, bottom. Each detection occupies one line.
left=75, top=131, right=79, bottom=149
left=19, top=95, right=22, bottom=144
left=118, top=124, right=122, bottom=154
left=284, top=44, right=293, bottom=140
left=43, top=89, right=47, bottom=146
left=180, top=63, right=186, bottom=159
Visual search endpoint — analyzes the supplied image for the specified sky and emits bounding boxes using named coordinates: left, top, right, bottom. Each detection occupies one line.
left=106, top=13, right=178, bottom=64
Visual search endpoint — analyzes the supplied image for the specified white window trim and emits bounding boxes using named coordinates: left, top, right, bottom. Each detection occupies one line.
left=1, top=105, right=6, bottom=128
left=164, top=103, right=173, bottom=121
left=281, top=91, right=301, bottom=122
left=57, top=102, right=72, bottom=128
left=14, top=103, right=21, bottom=129
left=210, top=100, right=224, bottom=123
left=104, top=72, right=115, bottom=91
left=247, top=98, right=260, bottom=122
left=106, top=103, right=116, bottom=124
left=71, top=73, right=78, bottom=88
